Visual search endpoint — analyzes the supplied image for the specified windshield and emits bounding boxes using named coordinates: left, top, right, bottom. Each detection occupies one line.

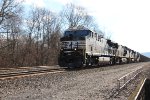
left=61, top=30, right=90, bottom=41
left=64, top=30, right=90, bottom=37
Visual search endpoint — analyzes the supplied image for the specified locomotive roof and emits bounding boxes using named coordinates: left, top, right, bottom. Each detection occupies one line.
left=66, top=27, right=91, bottom=31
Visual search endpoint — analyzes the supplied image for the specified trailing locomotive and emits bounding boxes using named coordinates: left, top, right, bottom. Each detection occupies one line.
left=58, top=27, right=140, bottom=68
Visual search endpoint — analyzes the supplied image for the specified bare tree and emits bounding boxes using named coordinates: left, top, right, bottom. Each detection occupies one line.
left=24, top=7, right=61, bottom=66
left=60, top=3, right=101, bottom=31
left=0, top=0, right=23, bottom=25
left=0, top=0, right=23, bottom=67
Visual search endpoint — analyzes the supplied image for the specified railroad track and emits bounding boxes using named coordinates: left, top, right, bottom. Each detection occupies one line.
left=0, top=62, right=148, bottom=80
left=0, top=68, right=65, bottom=79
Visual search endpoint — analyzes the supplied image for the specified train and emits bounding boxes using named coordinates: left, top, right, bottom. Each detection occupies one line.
left=58, top=26, right=141, bottom=68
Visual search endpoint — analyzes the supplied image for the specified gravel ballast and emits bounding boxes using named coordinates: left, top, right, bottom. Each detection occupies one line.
left=0, top=62, right=150, bottom=100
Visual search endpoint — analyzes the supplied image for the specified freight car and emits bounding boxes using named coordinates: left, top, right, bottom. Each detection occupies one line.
left=58, top=26, right=140, bottom=68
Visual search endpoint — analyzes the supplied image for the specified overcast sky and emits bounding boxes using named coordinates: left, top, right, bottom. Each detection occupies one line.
left=24, top=0, right=150, bottom=53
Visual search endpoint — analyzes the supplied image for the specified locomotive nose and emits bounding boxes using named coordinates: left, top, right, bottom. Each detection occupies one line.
left=65, top=54, right=83, bottom=68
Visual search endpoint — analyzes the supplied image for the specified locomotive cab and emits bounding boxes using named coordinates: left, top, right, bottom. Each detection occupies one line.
left=59, top=28, right=91, bottom=68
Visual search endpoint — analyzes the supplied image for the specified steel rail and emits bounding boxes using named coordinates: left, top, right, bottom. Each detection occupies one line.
left=0, top=68, right=65, bottom=79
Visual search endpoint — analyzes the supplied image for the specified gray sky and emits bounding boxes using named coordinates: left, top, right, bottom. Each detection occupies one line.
left=24, top=0, right=150, bottom=53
